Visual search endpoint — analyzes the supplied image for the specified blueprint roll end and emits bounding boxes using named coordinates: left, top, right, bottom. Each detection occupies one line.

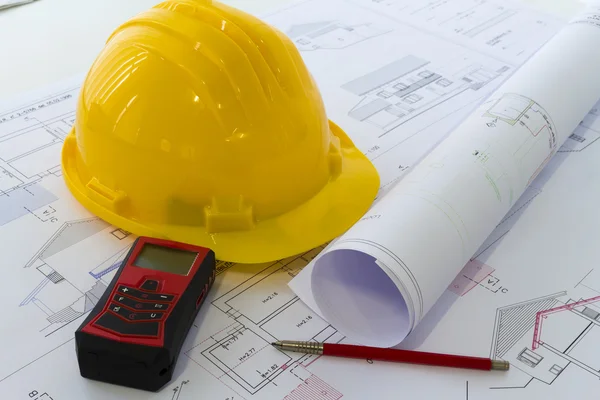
left=311, top=248, right=412, bottom=348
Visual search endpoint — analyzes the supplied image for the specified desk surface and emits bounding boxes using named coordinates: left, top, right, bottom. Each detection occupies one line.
left=0, top=0, right=586, bottom=100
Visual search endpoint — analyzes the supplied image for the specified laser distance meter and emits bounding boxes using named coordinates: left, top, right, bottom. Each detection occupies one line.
left=75, top=236, right=216, bottom=392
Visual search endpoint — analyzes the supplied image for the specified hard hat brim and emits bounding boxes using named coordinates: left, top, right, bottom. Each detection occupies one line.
left=61, top=121, right=379, bottom=264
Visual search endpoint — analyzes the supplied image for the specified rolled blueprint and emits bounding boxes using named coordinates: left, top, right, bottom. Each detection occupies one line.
left=306, top=5, right=600, bottom=347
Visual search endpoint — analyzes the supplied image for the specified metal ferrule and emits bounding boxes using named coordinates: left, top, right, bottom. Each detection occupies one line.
left=273, top=341, right=323, bottom=355
left=490, top=360, right=510, bottom=371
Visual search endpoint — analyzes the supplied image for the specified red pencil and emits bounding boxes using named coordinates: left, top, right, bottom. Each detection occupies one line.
left=271, top=340, right=509, bottom=371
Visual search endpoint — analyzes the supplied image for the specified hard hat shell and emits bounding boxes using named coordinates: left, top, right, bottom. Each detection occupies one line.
left=61, top=0, right=379, bottom=263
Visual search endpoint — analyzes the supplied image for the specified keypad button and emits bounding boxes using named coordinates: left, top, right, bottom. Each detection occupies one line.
left=116, top=285, right=175, bottom=302
left=145, top=302, right=169, bottom=311
left=113, top=295, right=170, bottom=311
left=113, top=294, right=137, bottom=309
left=108, top=303, right=130, bottom=320
left=94, top=311, right=160, bottom=337
left=127, top=311, right=164, bottom=321
left=117, top=285, right=134, bottom=295
left=140, top=279, right=159, bottom=291
left=155, top=293, right=175, bottom=302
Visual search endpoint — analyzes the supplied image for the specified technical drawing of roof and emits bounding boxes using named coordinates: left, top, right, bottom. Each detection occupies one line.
left=24, top=217, right=110, bottom=268
left=490, top=292, right=563, bottom=358
left=287, top=21, right=334, bottom=37
left=532, top=294, right=600, bottom=349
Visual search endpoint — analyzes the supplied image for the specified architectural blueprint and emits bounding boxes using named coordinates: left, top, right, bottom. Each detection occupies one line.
left=342, top=55, right=505, bottom=135
left=4, top=0, right=600, bottom=399
left=285, top=20, right=391, bottom=51
left=288, top=0, right=600, bottom=349
left=347, top=0, right=563, bottom=65
left=264, top=0, right=564, bottom=191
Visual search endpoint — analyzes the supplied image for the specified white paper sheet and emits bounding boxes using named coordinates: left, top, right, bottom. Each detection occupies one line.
left=291, top=4, right=600, bottom=348
left=5, top=1, right=598, bottom=399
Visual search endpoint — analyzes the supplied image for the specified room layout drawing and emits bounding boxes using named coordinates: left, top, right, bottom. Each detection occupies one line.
left=559, top=127, right=600, bottom=153
left=184, top=246, right=345, bottom=399
left=468, top=94, right=593, bottom=262
left=354, top=0, right=520, bottom=37
left=0, top=84, right=79, bottom=226
left=168, top=380, right=190, bottom=400
left=19, top=217, right=135, bottom=337
left=349, top=0, right=560, bottom=62
left=480, top=93, right=557, bottom=188
left=15, top=221, right=346, bottom=399
left=489, top=269, right=600, bottom=389
left=558, top=102, right=600, bottom=153
left=343, top=54, right=506, bottom=135
left=286, top=20, right=390, bottom=50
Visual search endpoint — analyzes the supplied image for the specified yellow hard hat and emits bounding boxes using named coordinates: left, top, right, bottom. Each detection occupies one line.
left=61, top=0, right=379, bottom=263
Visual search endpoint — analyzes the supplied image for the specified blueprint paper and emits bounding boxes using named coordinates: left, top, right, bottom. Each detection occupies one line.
left=292, top=2, right=600, bottom=348
left=7, top=0, right=600, bottom=399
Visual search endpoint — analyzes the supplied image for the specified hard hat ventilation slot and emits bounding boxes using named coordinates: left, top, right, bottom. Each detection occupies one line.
left=204, top=195, right=254, bottom=233
left=85, top=178, right=128, bottom=212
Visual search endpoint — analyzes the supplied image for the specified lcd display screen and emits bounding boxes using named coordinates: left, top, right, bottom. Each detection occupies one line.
left=134, top=243, right=198, bottom=275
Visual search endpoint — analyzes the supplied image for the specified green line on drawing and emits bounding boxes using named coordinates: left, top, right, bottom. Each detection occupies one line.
left=486, top=173, right=501, bottom=201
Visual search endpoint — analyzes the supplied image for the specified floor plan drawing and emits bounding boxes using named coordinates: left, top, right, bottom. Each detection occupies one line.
left=343, top=55, right=506, bottom=135
left=168, top=380, right=190, bottom=400
left=348, top=0, right=563, bottom=64
left=558, top=102, right=600, bottom=153
left=355, top=0, right=520, bottom=35
left=479, top=93, right=557, bottom=188
left=286, top=20, right=390, bottom=50
left=559, top=126, right=600, bottom=153
left=0, top=84, right=79, bottom=226
left=184, top=246, right=346, bottom=399
left=489, top=269, right=600, bottom=389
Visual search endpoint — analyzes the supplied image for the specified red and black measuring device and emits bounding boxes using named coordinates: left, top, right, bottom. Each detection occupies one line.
left=75, top=236, right=216, bottom=392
